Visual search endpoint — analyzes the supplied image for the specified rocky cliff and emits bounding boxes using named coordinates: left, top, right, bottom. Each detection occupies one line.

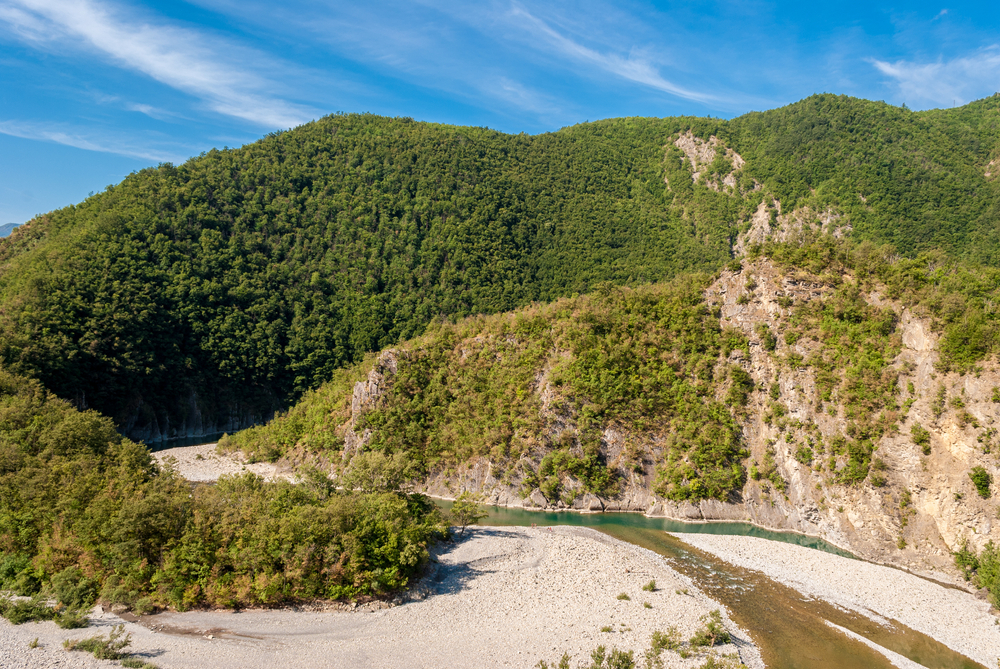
left=314, top=257, right=999, bottom=585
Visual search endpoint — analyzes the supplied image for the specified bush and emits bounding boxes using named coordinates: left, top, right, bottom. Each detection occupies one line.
left=970, top=466, right=993, bottom=499
left=689, top=610, right=730, bottom=647
left=50, top=566, right=98, bottom=610
left=755, top=324, right=777, bottom=352
left=954, top=540, right=1000, bottom=607
left=450, top=491, right=488, bottom=536
left=0, top=596, right=55, bottom=624
left=649, top=627, right=681, bottom=651
left=642, top=580, right=656, bottom=592
left=911, top=424, right=931, bottom=455
left=588, top=646, right=635, bottom=669
left=64, top=624, right=132, bottom=660
left=55, top=609, right=90, bottom=629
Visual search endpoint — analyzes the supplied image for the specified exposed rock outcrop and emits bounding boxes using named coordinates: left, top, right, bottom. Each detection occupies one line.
left=343, top=349, right=399, bottom=456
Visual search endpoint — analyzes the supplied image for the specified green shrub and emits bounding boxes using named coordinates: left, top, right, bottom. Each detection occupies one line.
left=55, top=608, right=90, bottom=629
left=536, top=652, right=572, bottom=669
left=0, top=596, right=55, bottom=624
left=589, top=646, right=635, bottom=669
left=755, top=324, right=777, bottom=352
left=121, top=659, right=159, bottom=669
left=931, top=386, right=947, bottom=418
left=50, top=566, right=98, bottom=611
left=616, top=592, right=630, bottom=601
left=970, top=466, right=993, bottom=499
left=726, top=365, right=755, bottom=407
left=642, top=580, right=656, bottom=592
left=650, top=627, right=681, bottom=651
left=954, top=540, right=1000, bottom=607
left=64, top=624, right=132, bottom=660
left=689, top=610, right=730, bottom=647
left=911, top=424, right=931, bottom=455
left=450, top=491, right=488, bottom=536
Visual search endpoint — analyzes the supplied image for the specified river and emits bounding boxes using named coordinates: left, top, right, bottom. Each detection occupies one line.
left=446, top=503, right=985, bottom=669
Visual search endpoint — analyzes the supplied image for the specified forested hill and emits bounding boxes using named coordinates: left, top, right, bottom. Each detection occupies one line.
left=1, top=93, right=999, bottom=440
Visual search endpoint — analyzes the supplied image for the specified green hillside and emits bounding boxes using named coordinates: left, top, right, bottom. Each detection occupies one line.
left=0, top=94, right=998, bottom=438
left=230, top=274, right=750, bottom=502
left=228, top=231, right=1000, bottom=503
left=0, top=367, right=444, bottom=614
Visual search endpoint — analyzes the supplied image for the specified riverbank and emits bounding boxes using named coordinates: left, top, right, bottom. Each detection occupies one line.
left=151, top=442, right=292, bottom=482
left=1, top=526, right=760, bottom=669
left=675, top=533, right=1000, bottom=668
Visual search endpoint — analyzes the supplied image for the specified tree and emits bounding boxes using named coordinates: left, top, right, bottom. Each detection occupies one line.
left=339, top=451, right=415, bottom=494
left=450, top=492, right=488, bottom=537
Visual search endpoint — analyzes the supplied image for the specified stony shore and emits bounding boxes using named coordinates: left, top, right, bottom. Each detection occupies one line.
left=1, top=526, right=760, bottom=669
left=151, top=442, right=293, bottom=482
left=674, top=533, right=1000, bottom=668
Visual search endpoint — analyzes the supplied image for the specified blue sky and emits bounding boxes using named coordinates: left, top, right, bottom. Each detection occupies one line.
left=2, top=0, right=999, bottom=225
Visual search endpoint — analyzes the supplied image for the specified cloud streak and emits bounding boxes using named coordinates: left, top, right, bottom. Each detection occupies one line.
left=872, top=46, right=1000, bottom=107
left=507, top=3, right=716, bottom=104
left=0, top=119, right=186, bottom=162
left=0, top=0, right=317, bottom=128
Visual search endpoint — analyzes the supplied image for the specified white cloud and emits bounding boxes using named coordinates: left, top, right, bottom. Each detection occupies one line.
left=0, top=0, right=317, bottom=128
left=872, top=47, right=1000, bottom=108
left=0, top=119, right=186, bottom=162
left=506, top=3, right=716, bottom=104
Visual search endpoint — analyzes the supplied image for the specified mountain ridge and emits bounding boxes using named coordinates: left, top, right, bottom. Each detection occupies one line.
left=0, top=93, right=998, bottom=440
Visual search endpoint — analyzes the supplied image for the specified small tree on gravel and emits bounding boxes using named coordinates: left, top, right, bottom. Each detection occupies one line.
left=450, top=492, right=488, bottom=537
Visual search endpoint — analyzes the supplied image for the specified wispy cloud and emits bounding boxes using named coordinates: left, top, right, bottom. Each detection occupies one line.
left=872, top=46, right=1000, bottom=107
left=0, top=0, right=317, bottom=128
left=506, top=3, right=716, bottom=104
left=0, top=119, right=187, bottom=162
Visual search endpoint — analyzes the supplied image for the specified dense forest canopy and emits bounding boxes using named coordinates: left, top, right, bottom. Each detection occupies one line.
left=0, top=93, right=998, bottom=437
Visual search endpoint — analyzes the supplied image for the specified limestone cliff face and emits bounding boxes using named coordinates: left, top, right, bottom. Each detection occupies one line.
left=342, top=350, right=399, bottom=455
left=697, top=259, right=1000, bottom=578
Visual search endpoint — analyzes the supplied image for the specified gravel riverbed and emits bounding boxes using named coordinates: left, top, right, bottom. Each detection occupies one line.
left=674, top=533, right=1000, bottom=668
left=2, top=526, right=760, bottom=669
left=151, top=443, right=293, bottom=482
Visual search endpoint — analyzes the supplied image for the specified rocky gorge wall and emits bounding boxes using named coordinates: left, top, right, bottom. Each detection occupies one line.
left=119, top=387, right=276, bottom=444
left=324, top=258, right=1000, bottom=587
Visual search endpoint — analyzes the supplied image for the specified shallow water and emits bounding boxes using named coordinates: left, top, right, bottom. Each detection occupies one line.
left=461, top=503, right=985, bottom=669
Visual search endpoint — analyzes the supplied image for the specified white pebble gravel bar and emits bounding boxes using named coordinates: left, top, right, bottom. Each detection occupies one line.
left=152, top=443, right=292, bottom=482
left=2, top=527, right=761, bottom=669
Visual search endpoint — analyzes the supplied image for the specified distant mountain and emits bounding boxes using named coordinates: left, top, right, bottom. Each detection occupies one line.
left=0, top=223, right=19, bottom=238
left=0, top=93, right=999, bottom=440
